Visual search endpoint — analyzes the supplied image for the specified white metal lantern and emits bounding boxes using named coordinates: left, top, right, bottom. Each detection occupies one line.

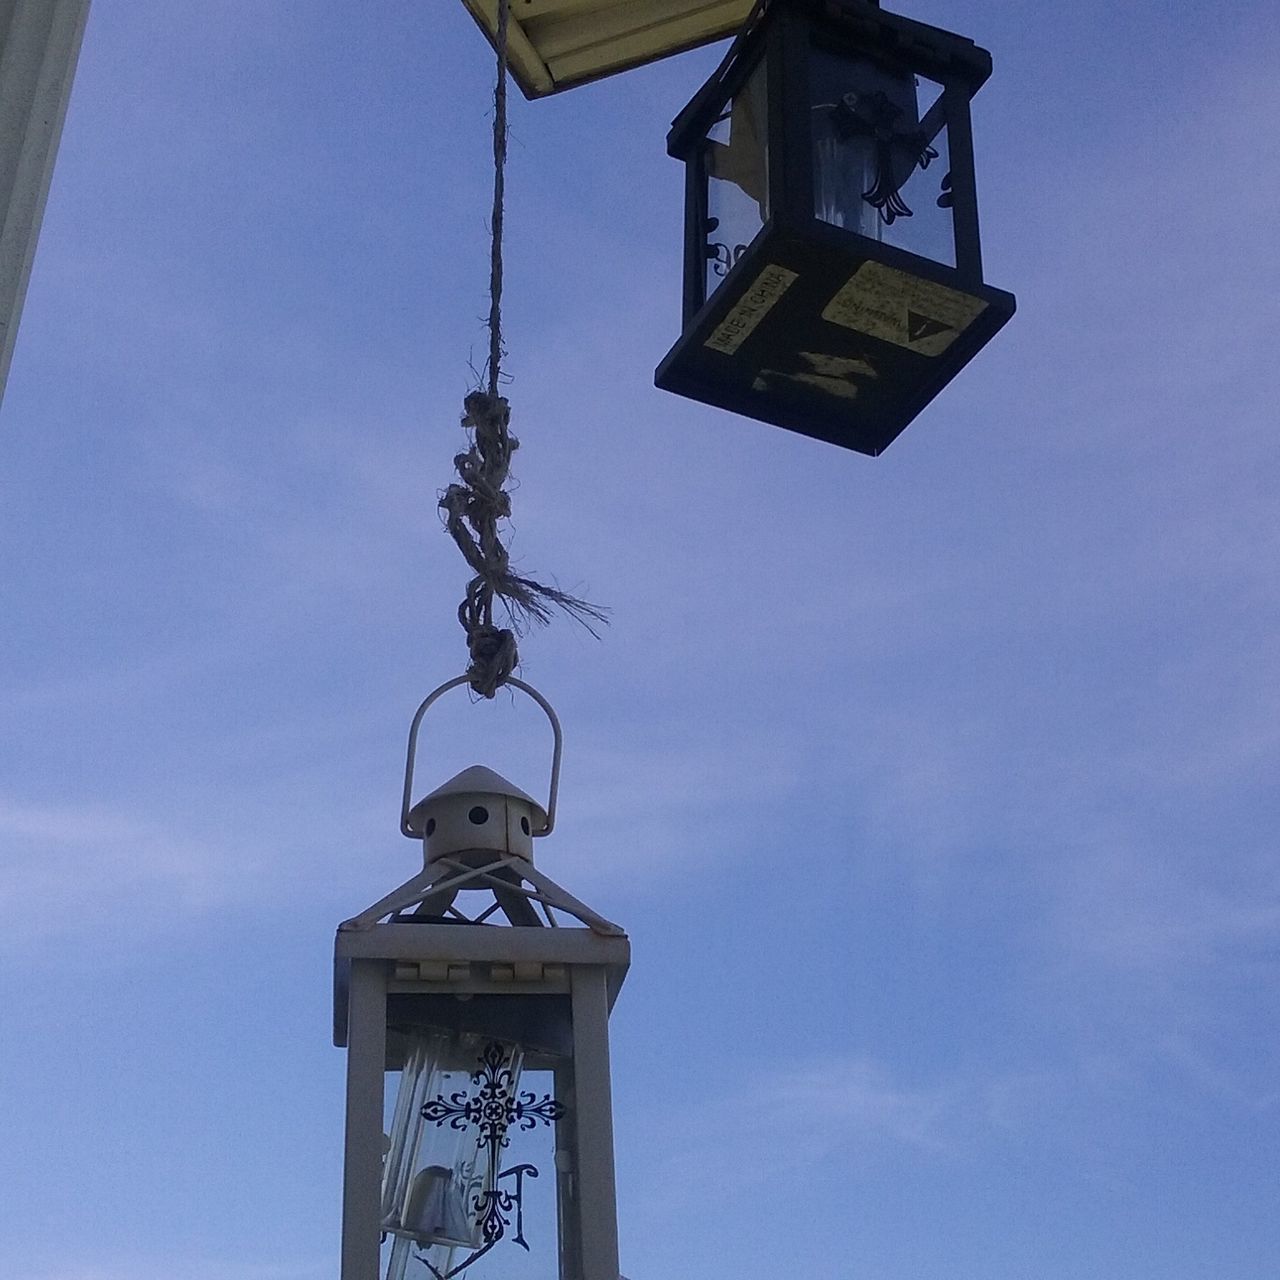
left=335, top=677, right=629, bottom=1280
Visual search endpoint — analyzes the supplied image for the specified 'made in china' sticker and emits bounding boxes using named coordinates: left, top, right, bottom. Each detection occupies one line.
left=704, top=264, right=799, bottom=355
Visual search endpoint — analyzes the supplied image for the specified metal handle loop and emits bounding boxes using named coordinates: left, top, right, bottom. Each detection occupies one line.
left=400, top=676, right=563, bottom=839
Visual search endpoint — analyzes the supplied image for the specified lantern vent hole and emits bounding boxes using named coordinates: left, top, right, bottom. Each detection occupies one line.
left=468, top=805, right=489, bottom=825
left=520, top=816, right=531, bottom=835
left=424, top=818, right=436, bottom=836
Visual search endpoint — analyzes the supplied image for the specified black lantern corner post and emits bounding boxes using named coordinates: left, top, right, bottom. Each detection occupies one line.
left=655, top=0, right=1016, bottom=456
left=335, top=677, right=630, bottom=1280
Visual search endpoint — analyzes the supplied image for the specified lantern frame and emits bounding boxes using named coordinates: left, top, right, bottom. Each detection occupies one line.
left=335, top=921, right=628, bottom=1280
left=334, top=680, right=629, bottom=1280
left=655, top=0, right=1017, bottom=456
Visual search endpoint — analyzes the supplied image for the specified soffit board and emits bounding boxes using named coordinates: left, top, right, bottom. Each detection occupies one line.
left=460, top=0, right=756, bottom=98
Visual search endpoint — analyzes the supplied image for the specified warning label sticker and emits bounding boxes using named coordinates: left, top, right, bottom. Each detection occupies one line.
left=704, top=264, right=799, bottom=355
left=821, top=261, right=987, bottom=357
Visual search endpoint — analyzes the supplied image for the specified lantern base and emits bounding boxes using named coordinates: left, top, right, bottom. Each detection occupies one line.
left=655, top=219, right=1015, bottom=456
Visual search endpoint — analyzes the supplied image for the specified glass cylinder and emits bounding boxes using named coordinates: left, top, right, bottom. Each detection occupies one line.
left=381, top=1030, right=525, bottom=1280
left=810, top=44, right=924, bottom=238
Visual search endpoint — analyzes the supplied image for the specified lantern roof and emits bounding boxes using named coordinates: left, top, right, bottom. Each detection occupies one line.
left=669, top=0, right=993, bottom=151
left=415, top=764, right=542, bottom=813
left=405, top=763, right=549, bottom=842
left=459, top=0, right=757, bottom=98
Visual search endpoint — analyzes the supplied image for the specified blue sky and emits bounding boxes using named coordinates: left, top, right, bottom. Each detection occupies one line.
left=2, top=1, right=1278, bottom=1277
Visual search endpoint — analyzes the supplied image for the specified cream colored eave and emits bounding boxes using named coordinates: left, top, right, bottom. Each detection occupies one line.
left=460, top=0, right=756, bottom=98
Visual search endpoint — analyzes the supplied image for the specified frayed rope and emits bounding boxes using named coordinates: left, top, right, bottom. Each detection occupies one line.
left=441, top=392, right=606, bottom=698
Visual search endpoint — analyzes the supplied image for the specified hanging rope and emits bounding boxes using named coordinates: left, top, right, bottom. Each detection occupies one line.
left=486, top=0, right=509, bottom=398
left=440, top=0, right=605, bottom=699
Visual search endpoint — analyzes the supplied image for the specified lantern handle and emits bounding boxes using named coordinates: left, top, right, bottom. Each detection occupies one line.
left=400, top=675, right=563, bottom=840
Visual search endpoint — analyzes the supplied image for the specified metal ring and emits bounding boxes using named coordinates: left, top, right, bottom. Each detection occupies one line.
left=400, top=676, right=563, bottom=839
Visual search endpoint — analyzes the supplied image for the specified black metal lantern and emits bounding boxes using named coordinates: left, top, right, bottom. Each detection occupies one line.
left=655, top=0, right=1016, bottom=455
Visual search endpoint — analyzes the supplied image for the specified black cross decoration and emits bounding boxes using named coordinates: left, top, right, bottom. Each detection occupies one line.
left=418, top=1040, right=566, bottom=1277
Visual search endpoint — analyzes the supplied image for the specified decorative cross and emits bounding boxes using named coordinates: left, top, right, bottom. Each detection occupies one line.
left=831, top=89, right=938, bottom=225
left=418, top=1040, right=565, bottom=1277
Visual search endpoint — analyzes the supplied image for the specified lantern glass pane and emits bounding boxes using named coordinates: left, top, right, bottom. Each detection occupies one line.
left=702, top=61, right=770, bottom=301
left=381, top=1030, right=565, bottom=1280
left=810, top=44, right=955, bottom=266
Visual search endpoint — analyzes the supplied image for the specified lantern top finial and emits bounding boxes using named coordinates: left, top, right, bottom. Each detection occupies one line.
left=405, top=764, right=549, bottom=839
left=417, top=764, right=541, bottom=811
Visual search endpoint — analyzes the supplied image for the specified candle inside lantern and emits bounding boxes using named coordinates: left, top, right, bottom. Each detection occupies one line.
left=381, top=1031, right=526, bottom=1279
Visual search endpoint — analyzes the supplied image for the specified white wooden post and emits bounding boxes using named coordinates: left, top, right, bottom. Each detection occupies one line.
left=570, top=964, right=621, bottom=1280
left=0, top=0, right=90, bottom=407
left=341, top=958, right=388, bottom=1280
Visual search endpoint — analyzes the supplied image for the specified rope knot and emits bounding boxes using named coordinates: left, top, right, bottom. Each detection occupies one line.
left=462, top=390, right=510, bottom=433
left=440, top=392, right=607, bottom=696
left=465, top=624, right=519, bottom=699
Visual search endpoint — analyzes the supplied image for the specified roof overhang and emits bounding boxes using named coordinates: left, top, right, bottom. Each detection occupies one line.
left=459, top=0, right=757, bottom=98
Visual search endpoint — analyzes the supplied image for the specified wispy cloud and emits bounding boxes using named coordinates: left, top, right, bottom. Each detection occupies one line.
left=0, top=794, right=273, bottom=944
left=1049, top=844, right=1280, bottom=976
left=738, top=1056, right=960, bottom=1156
left=18, top=1261, right=329, bottom=1280
left=662, top=1057, right=979, bottom=1174
left=622, top=1052, right=1040, bottom=1232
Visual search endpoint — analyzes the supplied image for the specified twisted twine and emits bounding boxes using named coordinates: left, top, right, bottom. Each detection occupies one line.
left=441, top=393, right=605, bottom=697
left=441, top=0, right=605, bottom=698
left=486, top=0, right=509, bottom=398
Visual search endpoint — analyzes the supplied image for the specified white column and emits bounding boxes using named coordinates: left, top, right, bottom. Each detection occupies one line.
left=341, top=958, right=388, bottom=1280
left=570, top=964, right=621, bottom=1280
left=0, top=0, right=90, bottom=408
